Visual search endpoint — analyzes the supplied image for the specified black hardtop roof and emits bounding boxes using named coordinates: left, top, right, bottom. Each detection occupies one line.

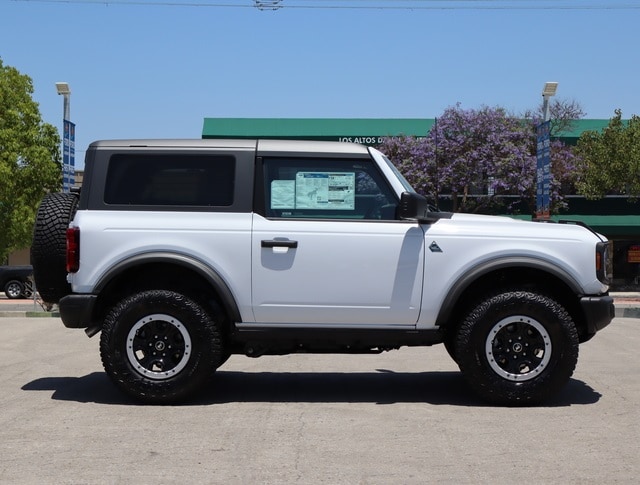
left=88, top=138, right=371, bottom=156
left=88, top=139, right=257, bottom=149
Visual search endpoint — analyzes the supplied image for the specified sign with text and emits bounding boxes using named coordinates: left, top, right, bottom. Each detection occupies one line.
left=628, top=245, right=640, bottom=263
left=62, top=119, right=76, bottom=192
left=536, top=120, right=551, bottom=219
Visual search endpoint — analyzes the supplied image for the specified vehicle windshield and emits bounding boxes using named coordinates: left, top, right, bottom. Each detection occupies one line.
left=369, top=147, right=416, bottom=194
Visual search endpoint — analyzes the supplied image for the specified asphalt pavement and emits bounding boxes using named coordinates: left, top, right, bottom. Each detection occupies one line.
left=0, top=315, right=638, bottom=484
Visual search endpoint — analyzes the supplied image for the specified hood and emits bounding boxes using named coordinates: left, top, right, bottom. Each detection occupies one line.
left=430, top=212, right=605, bottom=243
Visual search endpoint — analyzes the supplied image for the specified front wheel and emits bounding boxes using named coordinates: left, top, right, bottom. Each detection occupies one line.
left=100, top=290, right=224, bottom=404
left=455, top=291, right=579, bottom=406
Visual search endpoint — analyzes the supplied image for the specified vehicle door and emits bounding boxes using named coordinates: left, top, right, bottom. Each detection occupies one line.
left=251, top=155, right=425, bottom=326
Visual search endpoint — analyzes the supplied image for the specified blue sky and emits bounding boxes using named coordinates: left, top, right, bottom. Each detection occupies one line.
left=1, top=0, right=639, bottom=167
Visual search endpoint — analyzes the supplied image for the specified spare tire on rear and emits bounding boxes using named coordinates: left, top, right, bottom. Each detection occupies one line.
left=31, top=192, right=79, bottom=303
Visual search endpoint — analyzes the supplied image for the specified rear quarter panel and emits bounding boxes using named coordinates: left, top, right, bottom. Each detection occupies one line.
left=68, top=210, right=254, bottom=321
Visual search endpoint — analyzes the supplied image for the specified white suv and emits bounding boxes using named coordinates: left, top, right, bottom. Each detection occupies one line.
left=32, top=139, right=614, bottom=405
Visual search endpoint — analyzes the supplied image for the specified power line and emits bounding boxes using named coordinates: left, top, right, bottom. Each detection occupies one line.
left=281, top=0, right=640, bottom=8
left=10, top=0, right=640, bottom=9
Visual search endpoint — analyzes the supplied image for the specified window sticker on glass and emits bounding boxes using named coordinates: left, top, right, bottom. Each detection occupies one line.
left=271, top=180, right=296, bottom=209
left=295, top=172, right=355, bottom=210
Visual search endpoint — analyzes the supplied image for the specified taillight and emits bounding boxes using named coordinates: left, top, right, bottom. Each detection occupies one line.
left=66, top=227, right=80, bottom=273
left=596, top=241, right=613, bottom=285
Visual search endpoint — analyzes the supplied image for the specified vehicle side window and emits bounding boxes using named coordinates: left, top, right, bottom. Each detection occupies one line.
left=263, top=158, right=398, bottom=220
left=104, top=154, right=235, bottom=207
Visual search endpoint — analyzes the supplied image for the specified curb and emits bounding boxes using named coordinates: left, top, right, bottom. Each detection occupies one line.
left=614, top=307, right=640, bottom=319
left=0, top=311, right=60, bottom=318
left=26, top=311, right=61, bottom=318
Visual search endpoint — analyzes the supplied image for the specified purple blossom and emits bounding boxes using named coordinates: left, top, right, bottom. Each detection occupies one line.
left=380, top=104, right=579, bottom=215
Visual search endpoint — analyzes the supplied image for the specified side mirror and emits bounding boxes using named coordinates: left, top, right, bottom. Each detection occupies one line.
left=398, top=192, right=452, bottom=223
left=399, top=192, right=430, bottom=222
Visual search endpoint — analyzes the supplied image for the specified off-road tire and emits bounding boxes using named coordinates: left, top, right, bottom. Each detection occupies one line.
left=100, top=290, right=224, bottom=404
left=31, top=192, right=79, bottom=303
left=455, top=291, right=579, bottom=406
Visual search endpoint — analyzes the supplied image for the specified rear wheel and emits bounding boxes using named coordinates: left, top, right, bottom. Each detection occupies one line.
left=31, top=192, right=79, bottom=303
left=455, top=291, right=579, bottom=406
left=100, top=290, right=224, bottom=404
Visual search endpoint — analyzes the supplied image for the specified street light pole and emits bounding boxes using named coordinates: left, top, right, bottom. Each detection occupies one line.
left=55, top=82, right=71, bottom=120
left=55, top=82, right=74, bottom=192
left=542, top=81, right=558, bottom=122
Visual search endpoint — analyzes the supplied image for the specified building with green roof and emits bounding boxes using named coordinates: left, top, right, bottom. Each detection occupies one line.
left=203, top=118, right=434, bottom=144
left=202, top=117, right=611, bottom=145
left=555, top=119, right=611, bottom=145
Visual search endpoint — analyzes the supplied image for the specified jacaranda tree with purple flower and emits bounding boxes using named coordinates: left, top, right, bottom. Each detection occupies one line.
left=380, top=103, right=581, bottom=215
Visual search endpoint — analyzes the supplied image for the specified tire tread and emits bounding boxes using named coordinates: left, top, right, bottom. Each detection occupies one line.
left=31, top=192, right=79, bottom=303
left=455, top=291, right=579, bottom=406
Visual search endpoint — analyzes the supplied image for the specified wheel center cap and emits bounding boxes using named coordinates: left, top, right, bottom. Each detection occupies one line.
left=155, top=341, right=166, bottom=351
left=512, top=342, right=523, bottom=353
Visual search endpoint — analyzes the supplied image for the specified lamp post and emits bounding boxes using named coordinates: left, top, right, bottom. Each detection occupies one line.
left=536, top=82, right=558, bottom=219
left=542, top=81, right=558, bottom=122
left=55, top=82, right=74, bottom=192
left=55, top=82, right=71, bottom=120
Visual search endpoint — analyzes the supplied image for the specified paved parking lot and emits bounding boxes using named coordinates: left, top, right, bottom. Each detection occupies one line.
left=1, top=316, right=638, bottom=484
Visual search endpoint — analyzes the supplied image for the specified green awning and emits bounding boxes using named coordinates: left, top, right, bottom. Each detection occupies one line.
left=555, top=119, right=611, bottom=138
left=202, top=117, right=621, bottom=146
left=202, top=118, right=434, bottom=143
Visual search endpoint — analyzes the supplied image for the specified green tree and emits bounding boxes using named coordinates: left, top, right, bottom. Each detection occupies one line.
left=0, top=58, right=61, bottom=262
left=576, top=110, right=640, bottom=199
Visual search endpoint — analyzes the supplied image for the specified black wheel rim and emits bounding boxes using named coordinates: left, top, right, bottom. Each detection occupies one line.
left=485, top=316, right=552, bottom=382
left=126, top=314, right=192, bottom=380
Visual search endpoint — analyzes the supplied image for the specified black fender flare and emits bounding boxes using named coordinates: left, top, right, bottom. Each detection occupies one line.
left=435, top=256, right=583, bottom=328
left=94, top=252, right=242, bottom=323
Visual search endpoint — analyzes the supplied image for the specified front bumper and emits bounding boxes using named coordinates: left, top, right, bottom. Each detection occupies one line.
left=580, top=295, right=615, bottom=337
left=59, top=294, right=97, bottom=329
